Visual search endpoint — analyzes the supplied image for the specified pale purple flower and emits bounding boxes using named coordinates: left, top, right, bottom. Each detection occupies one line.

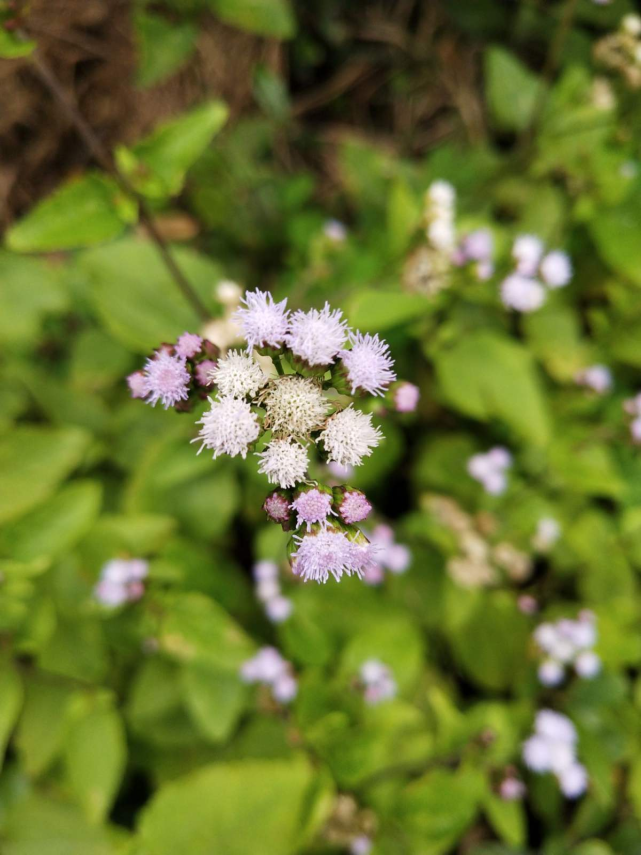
left=460, top=228, right=493, bottom=262
left=363, top=563, right=385, bottom=585
left=253, top=560, right=279, bottom=582
left=575, top=365, right=612, bottom=394
left=328, top=461, right=354, bottom=480
left=385, top=543, right=411, bottom=574
left=522, top=735, right=552, bottom=772
left=339, top=332, right=396, bottom=396
left=575, top=650, right=601, bottom=679
left=631, top=418, right=641, bottom=443
left=538, top=659, right=565, bottom=687
left=127, top=371, right=147, bottom=399
left=624, top=393, right=641, bottom=416
left=393, top=382, right=420, bottom=413
left=501, top=274, right=546, bottom=313
left=517, top=595, right=538, bottom=615
left=540, top=251, right=572, bottom=289
left=240, top=646, right=288, bottom=684
left=533, top=517, right=561, bottom=551
left=256, top=439, right=309, bottom=489
left=256, top=578, right=280, bottom=602
left=291, top=488, right=334, bottom=531
left=513, top=235, right=544, bottom=276
left=263, top=491, right=292, bottom=525
left=535, top=710, right=577, bottom=744
left=285, top=302, right=349, bottom=367
left=94, top=558, right=149, bottom=608
left=360, top=658, right=397, bottom=705
left=95, top=579, right=129, bottom=607
left=499, top=777, right=526, bottom=801
left=323, top=219, right=348, bottom=242
left=291, top=528, right=364, bottom=584
left=142, top=351, right=190, bottom=409
left=265, top=595, right=294, bottom=623
left=467, top=448, right=512, bottom=495
left=350, top=836, right=373, bottom=855
left=272, top=672, right=298, bottom=703
left=233, top=289, right=290, bottom=351
left=338, top=490, right=372, bottom=525
left=194, top=359, right=217, bottom=386
left=320, top=406, right=383, bottom=467
left=193, top=396, right=260, bottom=459
left=559, top=763, right=588, bottom=798
left=175, top=332, right=202, bottom=358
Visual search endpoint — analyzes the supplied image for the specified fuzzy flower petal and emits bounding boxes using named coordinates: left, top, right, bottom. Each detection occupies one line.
left=256, top=439, right=309, bottom=488
left=212, top=350, right=268, bottom=399
left=393, top=382, right=420, bottom=413
left=501, top=275, right=546, bottom=313
left=286, top=302, right=349, bottom=367
left=540, top=250, right=572, bottom=288
left=339, top=331, right=396, bottom=396
left=320, top=406, right=383, bottom=467
left=338, top=489, right=372, bottom=525
left=175, top=332, right=203, bottom=358
left=142, top=351, right=191, bottom=409
left=127, top=371, right=147, bottom=399
left=193, top=396, right=260, bottom=459
left=263, top=375, right=330, bottom=437
left=291, top=488, right=334, bottom=530
left=291, top=527, right=363, bottom=583
left=233, top=289, right=290, bottom=351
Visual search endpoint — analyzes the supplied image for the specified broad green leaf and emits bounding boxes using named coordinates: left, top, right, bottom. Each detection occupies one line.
left=135, top=12, right=197, bottom=88
left=64, top=699, right=127, bottom=823
left=182, top=662, right=248, bottom=743
left=137, top=757, right=319, bottom=855
left=346, top=290, right=431, bottom=333
left=0, top=426, right=89, bottom=525
left=387, top=180, right=421, bottom=256
left=0, top=660, right=23, bottom=771
left=78, top=238, right=220, bottom=352
left=38, top=618, right=107, bottom=684
left=0, top=30, right=36, bottom=58
left=6, top=174, right=135, bottom=252
left=339, top=615, right=424, bottom=693
left=590, top=193, right=641, bottom=286
left=548, top=436, right=623, bottom=498
left=16, top=675, right=76, bottom=777
left=523, top=303, right=587, bottom=380
left=434, top=331, right=551, bottom=445
left=207, top=0, right=295, bottom=39
left=485, top=47, right=544, bottom=133
left=0, top=252, right=67, bottom=347
left=484, top=791, right=526, bottom=848
left=0, top=481, right=102, bottom=562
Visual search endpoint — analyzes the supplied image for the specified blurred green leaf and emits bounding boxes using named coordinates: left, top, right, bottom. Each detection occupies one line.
left=206, top=0, right=295, bottom=39
left=0, top=29, right=36, bottom=58
left=485, top=47, right=543, bottom=133
left=182, top=662, right=248, bottom=743
left=16, top=674, right=76, bottom=777
left=484, top=791, right=526, bottom=848
left=590, top=193, right=641, bottom=286
left=0, top=660, right=23, bottom=772
left=135, top=12, right=197, bottom=88
left=0, top=253, right=67, bottom=347
left=346, top=291, right=431, bottom=333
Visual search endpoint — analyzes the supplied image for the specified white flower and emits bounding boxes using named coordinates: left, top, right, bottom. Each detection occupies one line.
left=253, top=560, right=279, bottom=582
left=320, top=406, right=383, bottom=467
left=256, top=439, right=309, bottom=488
left=558, top=763, right=588, bottom=799
left=350, top=836, right=373, bottom=855
left=212, top=350, right=268, bottom=399
left=576, top=365, right=612, bottom=394
left=428, top=180, right=456, bottom=208
left=339, top=332, right=396, bottom=396
left=622, top=14, right=641, bottom=36
left=263, top=375, right=329, bottom=437
left=233, top=289, right=290, bottom=351
left=535, top=710, right=577, bottom=744
left=216, top=279, right=243, bottom=306
left=265, top=596, right=294, bottom=623
left=575, top=650, right=601, bottom=679
left=272, top=672, right=298, bottom=703
left=538, top=659, right=565, bottom=687
left=240, top=646, right=287, bottom=683
left=285, top=302, right=349, bottom=367
left=428, top=219, right=456, bottom=252
left=522, top=735, right=552, bottom=772
left=540, top=250, right=573, bottom=288
left=501, top=275, right=546, bottom=313
left=533, top=517, right=561, bottom=551
left=513, top=235, right=544, bottom=276
left=193, top=396, right=260, bottom=459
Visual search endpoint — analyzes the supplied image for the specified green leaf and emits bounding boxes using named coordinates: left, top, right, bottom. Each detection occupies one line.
left=523, top=303, right=587, bottom=381
left=207, top=0, right=295, bottom=39
left=387, top=180, right=421, bottom=255
left=0, top=426, right=89, bottom=525
left=78, top=238, right=219, bottom=352
left=434, top=331, right=551, bottom=445
left=137, top=757, right=319, bottom=855
left=182, top=663, right=248, bottom=743
left=0, top=660, right=23, bottom=771
left=6, top=174, right=135, bottom=252
left=121, top=101, right=228, bottom=198
left=484, top=791, right=526, bottom=848
left=590, top=193, right=641, bottom=286
left=64, top=698, right=127, bottom=823
left=346, top=290, right=431, bottom=333
left=0, top=29, right=36, bottom=58
left=16, top=674, right=76, bottom=777
left=0, top=252, right=67, bottom=347
left=0, top=481, right=102, bottom=562
left=485, top=47, right=543, bottom=133
left=135, top=12, right=197, bottom=88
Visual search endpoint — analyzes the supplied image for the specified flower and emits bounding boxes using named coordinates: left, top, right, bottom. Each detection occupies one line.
left=291, top=487, right=334, bottom=531
left=339, top=332, right=396, bottom=396
left=240, top=646, right=288, bottom=683
left=127, top=371, right=147, bottom=399
left=336, top=488, right=372, bottom=525
left=263, top=375, right=329, bottom=437
left=286, top=302, right=349, bottom=367
left=533, top=613, right=599, bottom=684
left=460, top=228, right=493, bottom=262
left=532, top=517, right=561, bottom=551
left=323, top=219, right=348, bottom=242
left=291, top=527, right=364, bottom=583
left=216, top=279, right=242, bottom=306
left=194, top=359, right=217, bottom=386
left=540, top=250, right=573, bottom=288
left=193, top=396, right=260, bottom=459
left=263, top=491, right=293, bottom=526
left=360, top=658, right=397, bottom=705
left=523, top=709, right=587, bottom=797
left=320, top=406, right=383, bottom=467
left=538, top=659, right=565, bottom=687
left=253, top=560, right=279, bottom=582
left=513, top=235, right=544, bottom=276
left=393, top=381, right=420, bottom=413
left=558, top=763, right=588, bottom=799
left=265, top=596, right=294, bottom=623
left=501, top=275, right=546, bottom=313
left=575, top=364, right=612, bottom=394
left=175, top=332, right=203, bottom=358
left=256, top=439, right=309, bottom=488
left=212, top=350, right=268, bottom=399
left=272, top=672, right=298, bottom=703
left=367, top=523, right=411, bottom=576
left=575, top=650, right=601, bottom=678
left=428, top=180, right=456, bottom=207
left=350, top=836, right=373, bottom=855
left=499, top=776, right=526, bottom=801
left=467, top=447, right=512, bottom=496
left=536, top=709, right=577, bottom=744
left=94, top=558, right=148, bottom=607
left=142, top=351, right=191, bottom=409
left=233, top=289, right=290, bottom=351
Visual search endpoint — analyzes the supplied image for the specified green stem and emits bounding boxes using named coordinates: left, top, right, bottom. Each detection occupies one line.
left=273, top=355, right=285, bottom=376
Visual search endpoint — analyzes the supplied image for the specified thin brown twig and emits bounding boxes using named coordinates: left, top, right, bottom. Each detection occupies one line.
left=28, top=49, right=211, bottom=322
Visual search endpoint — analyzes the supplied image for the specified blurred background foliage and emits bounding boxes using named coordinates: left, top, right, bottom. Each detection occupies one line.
left=2, top=0, right=641, bottom=853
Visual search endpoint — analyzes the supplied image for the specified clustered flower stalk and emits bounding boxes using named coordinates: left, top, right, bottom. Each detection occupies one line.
left=128, top=289, right=409, bottom=583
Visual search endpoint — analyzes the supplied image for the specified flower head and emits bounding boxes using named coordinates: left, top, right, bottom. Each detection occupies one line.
left=194, top=359, right=217, bottom=387
left=393, top=382, right=420, bottom=413
left=256, top=439, right=309, bottom=488
left=501, top=275, right=546, bottom=313
left=513, top=235, right=544, bottom=276
left=286, top=302, right=349, bottom=367
left=461, top=228, right=493, bottom=262
left=94, top=558, right=148, bottom=607
left=428, top=180, right=456, bottom=208
left=263, top=490, right=293, bottom=526
left=291, top=527, right=364, bottom=583
left=360, top=658, right=397, bottom=705
left=265, top=595, right=294, bottom=623
left=212, top=350, right=268, bottom=399
left=127, top=371, right=147, bottom=399
left=240, top=646, right=287, bottom=683
left=233, top=289, right=290, bottom=351
left=540, top=250, right=573, bottom=288
left=175, top=332, right=203, bottom=359
left=263, top=375, right=329, bottom=437
left=339, top=332, right=396, bottom=396
left=575, top=364, right=612, bottom=394
left=193, top=396, right=260, bottom=459
left=142, top=351, right=191, bottom=409
left=291, top=487, right=334, bottom=531
left=336, top=488, right=372, bottom=525
left=320, top=406, right=383, bottom=467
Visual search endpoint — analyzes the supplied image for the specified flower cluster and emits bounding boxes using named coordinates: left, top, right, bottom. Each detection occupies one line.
left=501, top=235, right=572, bottom=313
left=252, top=560, right=293, bottom=624
left=359, top=659, right=397, bottom=706
left=522, top=710, right=588, bottom=799
left=623, top=392, right=641, bottom=442
left=361, top=524, right=411, bottom=585
left=534, top=611, right=601, bottom=687
left=575, top=364, right=613, bottom=394
left=452, top=227, right=494, bottom=281
left=129, top=289, right=407, bottom=582
left=94, top=558, right=148, bottom=607
left=467, top=447, right=512, bottom=495
left=240, top=646, right=297, bottom=703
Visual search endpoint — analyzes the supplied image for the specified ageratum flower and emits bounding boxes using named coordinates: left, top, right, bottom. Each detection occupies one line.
left=175, top=332, right=203, bottom=359
left=291, top=527, right=366, bottom=583
left=193, top=396, right=260, bottom=458
left=339, top=332, right=396, bottom=396
left=256, top=439, right=309, bottom=488
left=286, top=302, right=349, bottom=367
left=291, top=487, right=334, bottom=531
left=262, top=375, right=329, bottom=437
left=500, top=274, right=546, bottom=313
left=233, top=288, right=290, bottom=351
left=142, top=351, right=191, bottom=409
left=320, top=406, right=383, bottom=467
left=212, top=350, right=268, bottom=399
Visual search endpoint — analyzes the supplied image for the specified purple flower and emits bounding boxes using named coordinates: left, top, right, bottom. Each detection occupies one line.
left=499, top=776, right=526, bottom=801
left=127, top=371, right=147, bottom=399
left=94, top=558, right=149, bottom=607
left=461, top=228, right=493, bottom=262
left=194, top=359, right=217, bottom=386
left=575, top=365, right=612, bottom=394
left=286, top=302, right=349, bottom=367
left=175, top=332, right=203, bottom=359
left=393, top=382, right=420, bottom=413
left=339, top=331, right=396, bottom=396
left=291, top=487, right=334, bottom=531
left=540, top=250, right=572, bottom=289
left=233, top=289, right=290, bottom=351
left=263, top=491, right=293, bottom=526
left=512, top=234, right=544, bottom=276
left=265, top=595, right=294, bottom=623
left=501, top=275, right=546, bottom=313
left=336, top=489, right=372, bottom=525
left=142, top=351, right=191, bottom=409
left=291, top=527, right=365, bottom=584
